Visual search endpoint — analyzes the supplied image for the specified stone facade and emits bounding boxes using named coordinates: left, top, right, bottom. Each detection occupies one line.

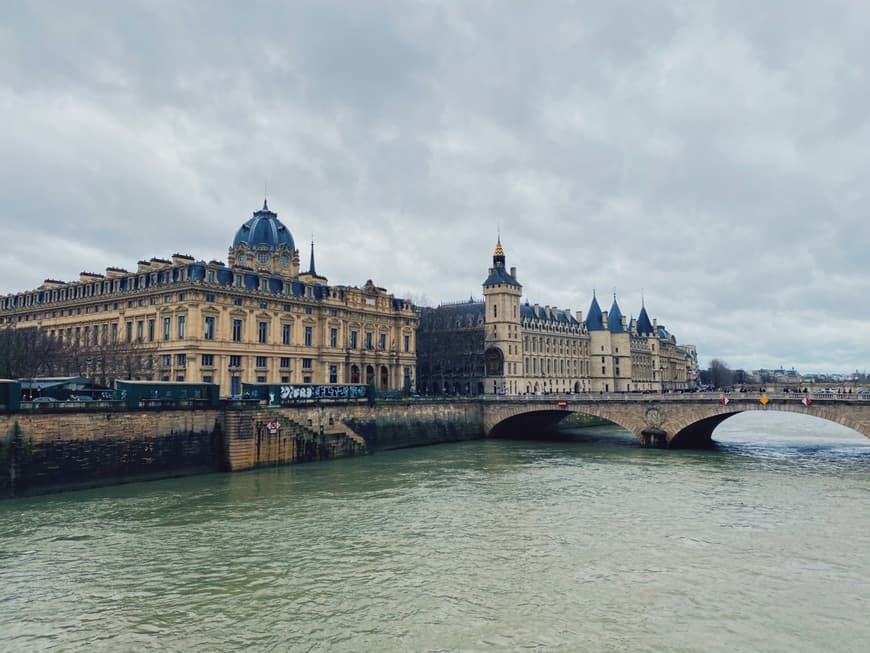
left=417, top=239, right=698, bottom=395
left=0, top=201, right=418, bottom=397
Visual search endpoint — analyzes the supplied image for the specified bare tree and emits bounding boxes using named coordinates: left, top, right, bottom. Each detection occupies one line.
left=709, top=358, right=734, bottom=389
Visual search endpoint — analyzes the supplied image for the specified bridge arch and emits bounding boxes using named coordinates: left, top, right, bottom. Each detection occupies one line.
left=669, top=406, right=870, bottom=448
left=484, top=405, right=640, bottom=440
left=482, top=396, right=870, bottom=448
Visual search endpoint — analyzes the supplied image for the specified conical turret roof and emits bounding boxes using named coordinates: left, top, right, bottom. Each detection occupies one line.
left=585, top=294, right=605, bottom=331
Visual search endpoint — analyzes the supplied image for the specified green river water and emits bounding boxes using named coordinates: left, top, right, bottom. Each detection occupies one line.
left=1, top=412, right=868, bottom=652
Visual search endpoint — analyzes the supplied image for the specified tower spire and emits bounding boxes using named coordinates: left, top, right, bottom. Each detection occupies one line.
left=308, top=238, right=316, bottom=275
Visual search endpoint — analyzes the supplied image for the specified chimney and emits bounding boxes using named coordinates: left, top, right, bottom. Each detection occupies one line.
left=510, top=266, right=517, bottom=279
left=602, top=310, right=609, bottom=328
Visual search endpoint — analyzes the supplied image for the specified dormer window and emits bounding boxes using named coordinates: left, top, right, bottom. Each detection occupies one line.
left=238, top=254, right=246, bottom=264
left=258, top=253, right=269, bottom=265
left=280, top=254, right=289, bottom=266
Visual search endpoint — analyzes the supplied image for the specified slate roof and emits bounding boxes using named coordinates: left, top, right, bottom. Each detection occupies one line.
left=520, top=303, right=580, bottom=325
left=607, top=298, right=625, bottom=333
left=636, top=305, right=654, bottom=335
left=585, top=295, right=605, bottom=330
left=232, top=199, right=296, bottom=251
left=483, top=265, right=521, bottom=287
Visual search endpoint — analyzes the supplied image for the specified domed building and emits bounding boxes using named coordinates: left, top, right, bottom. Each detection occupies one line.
left=0, top=201, right=418, bottom=397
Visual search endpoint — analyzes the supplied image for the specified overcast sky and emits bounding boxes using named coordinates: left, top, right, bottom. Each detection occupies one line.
left=1, top=1, right=868, bottom=373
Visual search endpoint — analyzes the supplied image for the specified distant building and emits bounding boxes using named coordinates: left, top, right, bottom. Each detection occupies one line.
left=1, top=200, right=417, bottom=396
left=417, top=238, right=696, bottom=395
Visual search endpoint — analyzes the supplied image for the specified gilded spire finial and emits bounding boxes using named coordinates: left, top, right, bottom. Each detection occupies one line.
left=494, top=236, right=505, bottom=258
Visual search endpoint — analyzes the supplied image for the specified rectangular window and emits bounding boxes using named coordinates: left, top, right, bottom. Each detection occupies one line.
left=280, top=376, right=289, bottom=383
left=304, top=326, right=313, bottom=346
left=147, top=319, right=155, bottom=342
left=201, top=354, right=214, bottom=366
left=404, top=335, right=410, bottom=352
left=163, top=317, right=171, bottom=340
left=176, top=353, right=186, bottom=366
left=258, top=321, right=268, bottom=344
left=126, top=321, right=133, bottom=342
left=303, top=376, right=312, bottom=384
left=304, top=306, right=313, bottom=314
left=164, top=294, right=172, bottom=303
left=378, top=333, right=386, bottom=350
left=176, top=375, right=185, bottom=382
left=233, top=297, right=243, bottom=306
left=350, top=331, right=358, bottom=349
left=329, top=364, right=338, bottom=384
left=365, top=332, right=373, bottom=350
left=136, top=320, right=143, bottom=341
left=329, top=309, right=338, bottom=317
left=302, top=358, right=312, bottom=369
left=162, top=354, right=172, bottom=367
left=282, top=323, right=291, bottom=345
left=177, top=315, right=186, bottom=339
left=329, top=328, right=338, bottom=348
left=232, top=319, right=242, bottom=342
left=229, top=355, right=241, bottom=368
left=111, top=323, right=118, bottom=343
left=256, top=356, right=267, bottom=368
left=204, top=316, right=215, bottom=340
left=256, top=375, right=266, bottom=383
left=202, top=375, right=213, bottom=383
left=280, top=357, right=290, bottom=368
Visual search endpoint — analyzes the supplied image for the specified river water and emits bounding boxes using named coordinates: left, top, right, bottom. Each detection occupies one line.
left=1, top=412, right=869, bottom=652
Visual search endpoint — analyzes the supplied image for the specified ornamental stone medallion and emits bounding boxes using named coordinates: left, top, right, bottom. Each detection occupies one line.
left=644, top=406, right=663, bottom=429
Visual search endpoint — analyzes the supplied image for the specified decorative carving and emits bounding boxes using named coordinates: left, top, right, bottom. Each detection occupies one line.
left=644, top=406, right=663, bottom=428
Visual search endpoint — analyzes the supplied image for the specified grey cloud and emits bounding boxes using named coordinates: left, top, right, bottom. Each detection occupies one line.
left=1, top=1, right=869, bottom=372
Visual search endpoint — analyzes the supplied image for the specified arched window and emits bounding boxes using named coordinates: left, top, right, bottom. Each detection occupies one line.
left=351, top=365, right=360, bottom=384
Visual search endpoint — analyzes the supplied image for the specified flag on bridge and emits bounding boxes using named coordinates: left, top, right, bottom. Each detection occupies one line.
left=720, top=396, right=729, bottom=405
left=801, top=397, right=812, bottom=407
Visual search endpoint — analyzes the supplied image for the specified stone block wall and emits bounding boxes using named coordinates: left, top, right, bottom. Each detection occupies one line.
left=1, top=409, right=222, bottom=496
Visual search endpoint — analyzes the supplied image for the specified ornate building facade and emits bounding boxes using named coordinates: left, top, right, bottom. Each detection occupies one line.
left=0, top=201, right=418, bottom=396
left=417, top=239, right=697, bottom=395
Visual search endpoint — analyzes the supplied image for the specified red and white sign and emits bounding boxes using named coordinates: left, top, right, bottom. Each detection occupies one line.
left=557, top=400, right=568, bottom=408
left=267, top=420, right=281, bottom=434
left=720, top=396, right=729, bottom=405
left=801, top=397, right=812, bottom=407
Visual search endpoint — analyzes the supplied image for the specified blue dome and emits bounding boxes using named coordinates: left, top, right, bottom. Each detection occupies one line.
left=232, top=200, right=295, bottom=251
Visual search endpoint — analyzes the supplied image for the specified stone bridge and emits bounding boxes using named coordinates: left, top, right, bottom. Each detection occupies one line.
left=480, top=393, right=870, bottom=447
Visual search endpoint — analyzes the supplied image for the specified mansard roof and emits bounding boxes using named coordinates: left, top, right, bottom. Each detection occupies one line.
left=520, top=303, right=579, bottom=325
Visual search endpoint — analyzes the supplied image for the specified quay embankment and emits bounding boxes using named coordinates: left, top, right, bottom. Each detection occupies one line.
left=1, top=399, right=485, bottom=498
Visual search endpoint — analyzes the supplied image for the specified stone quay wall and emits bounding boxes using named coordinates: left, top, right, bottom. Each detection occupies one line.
left=1, top=400, right=486, bottom=497
left=0, top=408, right=223, bottom=497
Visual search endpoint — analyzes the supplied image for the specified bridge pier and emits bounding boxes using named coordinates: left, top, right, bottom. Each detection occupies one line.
left=640, top=428, right=667, bottom=448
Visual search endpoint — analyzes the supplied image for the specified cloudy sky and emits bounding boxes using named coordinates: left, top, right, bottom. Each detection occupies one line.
left=1, top=1, right=869, bottom=373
